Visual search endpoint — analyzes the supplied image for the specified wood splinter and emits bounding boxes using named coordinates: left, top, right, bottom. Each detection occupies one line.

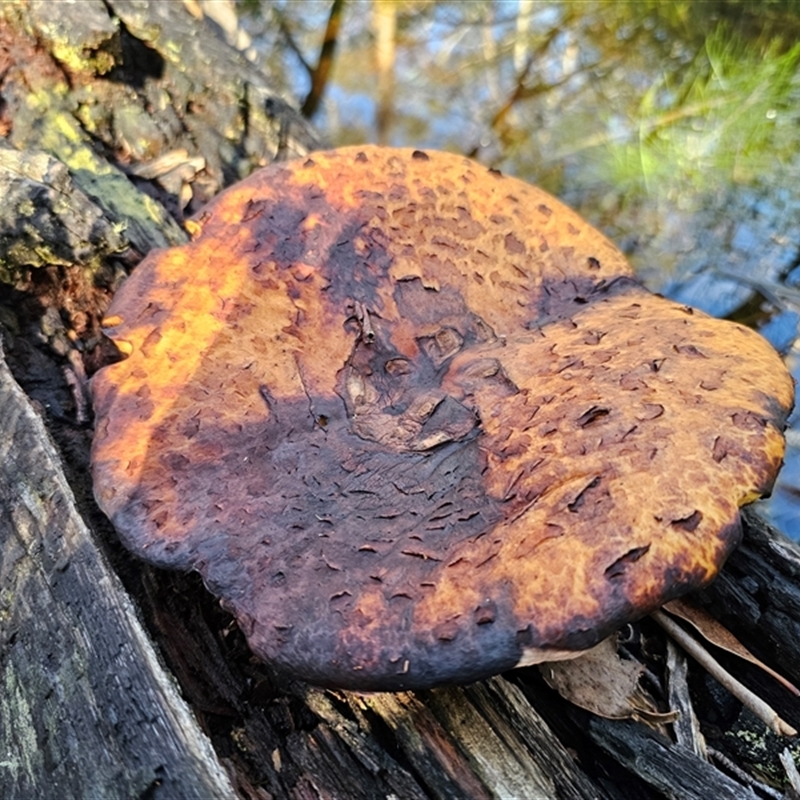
left=354, top=301, right=374, bottom=344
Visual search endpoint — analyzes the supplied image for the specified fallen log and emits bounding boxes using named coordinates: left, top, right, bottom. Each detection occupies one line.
left=1, top=1, right=800, bottom=798
left=0, top=340, right=238, bottom=799
left=4, top=338, right=800, bottom=799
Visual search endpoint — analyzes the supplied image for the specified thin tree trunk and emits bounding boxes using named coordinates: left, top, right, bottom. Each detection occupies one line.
left=373, top=0, right=397, bottom=144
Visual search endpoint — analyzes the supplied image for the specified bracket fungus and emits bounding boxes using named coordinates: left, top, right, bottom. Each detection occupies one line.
left=91, top=146, right=794, bottom=691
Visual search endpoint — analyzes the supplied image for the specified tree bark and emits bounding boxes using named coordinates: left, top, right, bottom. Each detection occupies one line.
left=0, top=340, right=238, bottom=800
left=1, top=2, right=799, bottom=799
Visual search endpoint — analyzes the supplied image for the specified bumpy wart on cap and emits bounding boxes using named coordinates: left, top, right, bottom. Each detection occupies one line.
left=91, top=146, right=794, bottom=690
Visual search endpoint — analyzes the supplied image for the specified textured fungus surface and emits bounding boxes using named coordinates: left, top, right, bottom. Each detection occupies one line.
left=91, top=146, right=794, bottom=690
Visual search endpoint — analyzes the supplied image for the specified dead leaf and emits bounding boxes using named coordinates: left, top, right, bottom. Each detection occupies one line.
left=539, top=635, right=678, bottom=724
left=663, top=598, right=800, bottom=696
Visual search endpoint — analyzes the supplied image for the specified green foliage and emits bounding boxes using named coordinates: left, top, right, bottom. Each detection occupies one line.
left=590, top=23, right=800, bottom=201
left=232, top=1, right=800, bottom=306
left=241, top=0, right=800, bottom=209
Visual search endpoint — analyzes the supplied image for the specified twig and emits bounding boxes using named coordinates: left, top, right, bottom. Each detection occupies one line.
left=707, top=747, right=784, bottom=799
left=274, top=8, right=313, bottom=75
left=652, top=610, right=797, bottom=737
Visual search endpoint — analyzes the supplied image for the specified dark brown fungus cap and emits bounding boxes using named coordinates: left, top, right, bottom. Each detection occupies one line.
left=91, top=146, right=795, bottom=690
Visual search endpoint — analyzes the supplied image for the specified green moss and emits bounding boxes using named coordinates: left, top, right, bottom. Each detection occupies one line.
left=28, top=102, right=185, bottom=253
left=49, top=40, right=114, bottom=76
left=16, top=199, right=35, bottom=218
left=0, top=137, right=132, bottom=282
left=724, top=709, right=800, bottom=789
